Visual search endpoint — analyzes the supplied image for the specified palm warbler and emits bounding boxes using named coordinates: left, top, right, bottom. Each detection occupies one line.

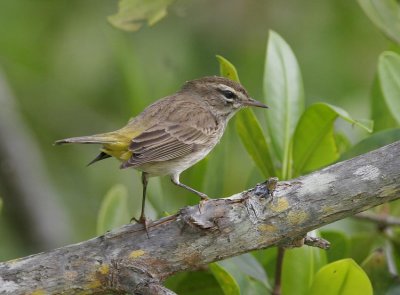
left=55, top=76, right=268, bottom=225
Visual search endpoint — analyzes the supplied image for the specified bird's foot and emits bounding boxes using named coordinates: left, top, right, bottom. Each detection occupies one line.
left=130, top=215, right=151, bottom=238
left=197, top=194, right=209, bottom=214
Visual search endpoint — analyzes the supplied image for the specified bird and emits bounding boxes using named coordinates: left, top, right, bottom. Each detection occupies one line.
left=55, top=76, right=268, bottom=227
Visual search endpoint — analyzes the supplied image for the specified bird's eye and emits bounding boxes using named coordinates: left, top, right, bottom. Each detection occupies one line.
left=222, top=90, right=236, bottom=99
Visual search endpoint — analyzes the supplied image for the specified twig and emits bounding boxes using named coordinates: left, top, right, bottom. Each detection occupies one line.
left=304, top=236, right=330, bottom=250
left=354, top=212, right=400, bottom=228
left=272, top=247, right=285, bottom=295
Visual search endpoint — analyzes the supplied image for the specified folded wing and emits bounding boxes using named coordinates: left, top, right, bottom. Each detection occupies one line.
left=121, top=123, right=217, bottom=169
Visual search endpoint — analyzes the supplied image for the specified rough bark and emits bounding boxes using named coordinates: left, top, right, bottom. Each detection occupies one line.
left=1, top=140, right=400, bottom=295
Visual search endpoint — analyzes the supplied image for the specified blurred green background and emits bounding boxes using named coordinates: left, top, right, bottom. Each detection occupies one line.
left=0, top=0, right=387, bottom=261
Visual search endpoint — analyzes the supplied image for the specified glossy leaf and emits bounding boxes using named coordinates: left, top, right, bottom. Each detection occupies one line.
left=216, top=55, right=240, bottom=82
left=320, top=230, right=350, bottom=262
left=264, top=30, right=304, bottom=178
left=239, top=279, right=272, bottom=295
left=340, top=128, right=400, bottom=160
left=361, top=248, right=393, bottom=295
left=386, top=232, right=400, bottom=277
left=388, top=238, right=400, bottom=294
left=97, top=184, right=130, bottom=235
left=108, top=0, right=175, bottom=32
left=185, top=157, right=209, bottom=195
left=326, top=104, right=373, bottom=132
left=209, top=263, right=240, bottom=295
left=252, top=247, right=278, bottom=279
left=334, top=132, right=352, bottom=156
left=348, top=234, right=376, bottom=264
left=216, top=55, right=275, bottom=177
left=165, top=271, right=224, bottom=295
left=236, top=110, right=276, bottom=177
left=218, top=254, right=271, bottom=293
left=292, top=103, right=372, bottom=176
left=358, top=0, right=400, bottom=45
left=371, top=76, right=397, bottom=132
left=282, top=239, right=327, bottom=295
left=292, top=103, right=337, bottom=176
left=378, top=51, right=400, bottom=125
left=309, top=259, right=373, bottom=295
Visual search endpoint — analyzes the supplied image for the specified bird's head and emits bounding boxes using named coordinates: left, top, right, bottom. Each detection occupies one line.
left=181, top=76, right=268, bottom=118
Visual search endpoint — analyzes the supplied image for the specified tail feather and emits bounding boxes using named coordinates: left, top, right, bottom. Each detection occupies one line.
left=54, top=134, right=118, bottom=145
left=87, top=152, right=112, bottom=166
left=55, top=132, right=131, bottom=164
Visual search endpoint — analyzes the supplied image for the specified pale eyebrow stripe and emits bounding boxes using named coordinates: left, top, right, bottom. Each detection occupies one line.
left=217, top=84, right=236, bottom=92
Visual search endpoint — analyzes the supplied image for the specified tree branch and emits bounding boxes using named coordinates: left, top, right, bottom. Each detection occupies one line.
left=1, top=141, right=400, bottom=295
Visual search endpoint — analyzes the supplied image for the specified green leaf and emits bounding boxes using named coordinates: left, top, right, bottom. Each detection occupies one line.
left=218, top=254, right=271, bottom=292
left=0, top=198, right=2, bottom=214
left=357, top=0, right=400, bottom=45
left=334, top=132, right=352, bottom=156
left=282, top=240, right=327, bottom=295
left=309, top=259, right=373, bottom=295
left=326, top=104, right=373, bottom=133
left=165, top=271, right=224, bottom=295
left=340, top=128, right=400, bottom=160
left=184, top=157, right=209, bottom=196
left=108, top=0, right=175, bottom=32
left=252, top=247, right=278, bottom=278
left=378, top=51, right=400, bottom=125
left=371, top=76, right=397, bottom=132
left=292, top=104, right=337, bottom=176
left=320, top=230, right=350, bottom=262
left=209, top=263, right=241, bottom=295
left=216, top=55, right=276, bottom=177
left=348, top=234, right=376, bottom=264
left=264, top=30, right=304, bottom=179
left=292, top=103, right=372, bottom=176
left=236, top=110, right=276, bottom=177
left=386, top=232, right=400, bottom=277
left=361, top=248, right=394, bottom=295
left=97, top=184, right=130, bottom=235
left=216, top=55, right=240, bottom=82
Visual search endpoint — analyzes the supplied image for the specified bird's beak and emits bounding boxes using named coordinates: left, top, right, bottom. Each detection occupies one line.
left=243, top=98, right=269, bottom=108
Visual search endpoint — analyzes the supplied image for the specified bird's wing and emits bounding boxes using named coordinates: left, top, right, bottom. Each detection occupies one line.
left=121, top=121, right=218, bottom=168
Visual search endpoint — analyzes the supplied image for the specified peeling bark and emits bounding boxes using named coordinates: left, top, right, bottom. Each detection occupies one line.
left=1, top=141, right=400, bottom=295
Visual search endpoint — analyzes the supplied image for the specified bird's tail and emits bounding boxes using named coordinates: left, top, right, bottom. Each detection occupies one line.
left=54, top=132, right=119, bottom=145
left=55, top=131, right=133, bottom=165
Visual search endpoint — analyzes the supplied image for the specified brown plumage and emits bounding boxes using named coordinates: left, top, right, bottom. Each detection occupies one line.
left=55, top=76, right=268, bottom=227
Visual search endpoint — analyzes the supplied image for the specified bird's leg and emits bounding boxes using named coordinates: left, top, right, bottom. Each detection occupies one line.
left=131, top=172, right=150, bottom=236
left=139, top=172, right=149, bottom=223
left=171, top=174, right=209, bottom=213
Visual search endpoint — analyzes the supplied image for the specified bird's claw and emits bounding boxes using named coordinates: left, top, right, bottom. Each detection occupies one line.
left=130, top=215, right=151, bottom=238
left=197, top=196, right=209, bottom=214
